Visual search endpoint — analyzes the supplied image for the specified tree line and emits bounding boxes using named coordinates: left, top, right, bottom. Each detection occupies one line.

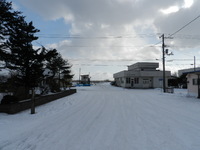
left=0, top=0, right=73, bottom=100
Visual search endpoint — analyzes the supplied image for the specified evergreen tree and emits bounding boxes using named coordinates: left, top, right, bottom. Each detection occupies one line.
left=0, top=0, right=56, bottom=98
left=0, top=0, right=73, bottom=98
left=46, top=53, right=65, bottom=78
left=0, top=0, right=21, bottom=61
left=46, top=52, right=73, bottom=91
left=5, top=18, right=41, bottom=97
left=62, top=66, right=74, bottom=89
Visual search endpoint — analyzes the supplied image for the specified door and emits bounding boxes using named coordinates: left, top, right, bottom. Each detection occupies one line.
left=143, top=79, right=150, bottom=88
left=131, top=79, right=134, bottom=88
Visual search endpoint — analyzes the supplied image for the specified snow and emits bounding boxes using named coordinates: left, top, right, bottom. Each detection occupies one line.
left=1, top=83, right=200, bottom=150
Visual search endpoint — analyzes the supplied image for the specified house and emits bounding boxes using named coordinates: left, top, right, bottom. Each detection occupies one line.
left=176, top=68, right=200, bottom=89
left=113, top=62, right=171, bottom=88
left=186, top=71, right=200, bottom=98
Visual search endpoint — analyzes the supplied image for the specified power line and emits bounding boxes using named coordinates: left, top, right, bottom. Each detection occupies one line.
left=166, top=59, right=194, bottom=61
left=153, top=14, right=200, bottom=47
left=57, top=45, right=160, bottom=48
left=173, top=34, right=200, bottom=40
left=172, top=49, right=197, bottom=57
left=73, top=62, right=129, bottom=67
left=169, top=14, right=200, bottom=37
left=69, top=58, right=158, bottom=62
left=35, top=33, right=158, bottom=39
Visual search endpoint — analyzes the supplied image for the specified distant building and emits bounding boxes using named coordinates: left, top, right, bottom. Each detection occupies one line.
left=186, top=71, right=200, bottom=98
left=80, top=74, right=90, bottom=85
left=113, top=62, right=171, bottom=88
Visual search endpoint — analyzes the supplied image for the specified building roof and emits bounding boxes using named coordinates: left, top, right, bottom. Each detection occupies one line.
left=183, top=70, right=200, bottom=75
left=178, top=67, right=200, bottom=76
left=81, top=74, right=89, bottom=77
left=128, top=62, right=159, bottom=71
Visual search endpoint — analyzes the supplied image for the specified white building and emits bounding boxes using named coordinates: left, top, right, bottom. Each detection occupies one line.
left=113, top=62, right=171, bottom=88
left=186, top=71, right=200, bottom=98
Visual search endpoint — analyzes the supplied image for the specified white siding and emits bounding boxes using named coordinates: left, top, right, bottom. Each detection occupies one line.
left=187, top=74, right=198, bottom=97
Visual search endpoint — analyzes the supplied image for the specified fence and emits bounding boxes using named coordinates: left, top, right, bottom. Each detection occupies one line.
left=0, top=89, right=76, bottom=114
left=166, top=87, right=174, bottom=93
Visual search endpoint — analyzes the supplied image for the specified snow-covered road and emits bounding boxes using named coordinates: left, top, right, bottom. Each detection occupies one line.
left=1, top=83, right=200, bottom=150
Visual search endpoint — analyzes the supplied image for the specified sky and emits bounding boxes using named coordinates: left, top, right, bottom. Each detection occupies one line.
left=9, top=0, right=200, bottom=80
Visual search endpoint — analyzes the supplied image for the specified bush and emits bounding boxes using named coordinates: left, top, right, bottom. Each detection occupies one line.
left=50, top=81, right=61, bottom=93
left=1, top=95, right=19, bottom=104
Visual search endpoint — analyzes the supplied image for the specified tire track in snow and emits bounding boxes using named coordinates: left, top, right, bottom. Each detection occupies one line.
left=1, top=84, right=200, bottom=150
left=126, top=91, right=194, bottom=150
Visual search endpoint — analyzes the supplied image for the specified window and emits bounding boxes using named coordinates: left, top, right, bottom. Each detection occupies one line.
left=134, top=78, right=139, bottom=84
left=193, top=79, right=200, bottom=85
left=120, top=78, right=124, bottom=83
left=126, top=78, right=130, bottom=84
left=143, top=79, right=149, bottom=84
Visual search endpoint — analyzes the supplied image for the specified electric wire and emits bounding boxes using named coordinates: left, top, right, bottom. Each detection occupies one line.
left=169, top=14, right=200, bottom=37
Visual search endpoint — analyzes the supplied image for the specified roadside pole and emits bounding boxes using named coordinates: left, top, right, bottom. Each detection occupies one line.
left=31, top=88, right=35, bottom=114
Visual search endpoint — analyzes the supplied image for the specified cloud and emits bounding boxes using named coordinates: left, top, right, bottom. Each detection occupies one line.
left=18, top=0, right=198, bottom=79
left=11, top=2, right=20, bottom=10
left=154, top=1, right=200, bottom=49
left=160, top=6, right=180, bottom=14
left=183, top=0, right=194, bottom=8
left=20, top=0, right=185, bottom=24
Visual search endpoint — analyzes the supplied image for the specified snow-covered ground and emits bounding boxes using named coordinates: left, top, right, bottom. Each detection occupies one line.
left=1, top=83, right=200, bottom=150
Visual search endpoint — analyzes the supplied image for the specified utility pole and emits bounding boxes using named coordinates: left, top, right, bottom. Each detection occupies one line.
left=194, top=56, right=196, bottom=71
left=79, top=68, right=81, bottom=84
left=198, top=74, right=200, bottom=98
left=31, top=88, right=35, bottom=114
left=59, top=68, right=61, bottom=90
left=160, top=34, right=166, bottom=93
